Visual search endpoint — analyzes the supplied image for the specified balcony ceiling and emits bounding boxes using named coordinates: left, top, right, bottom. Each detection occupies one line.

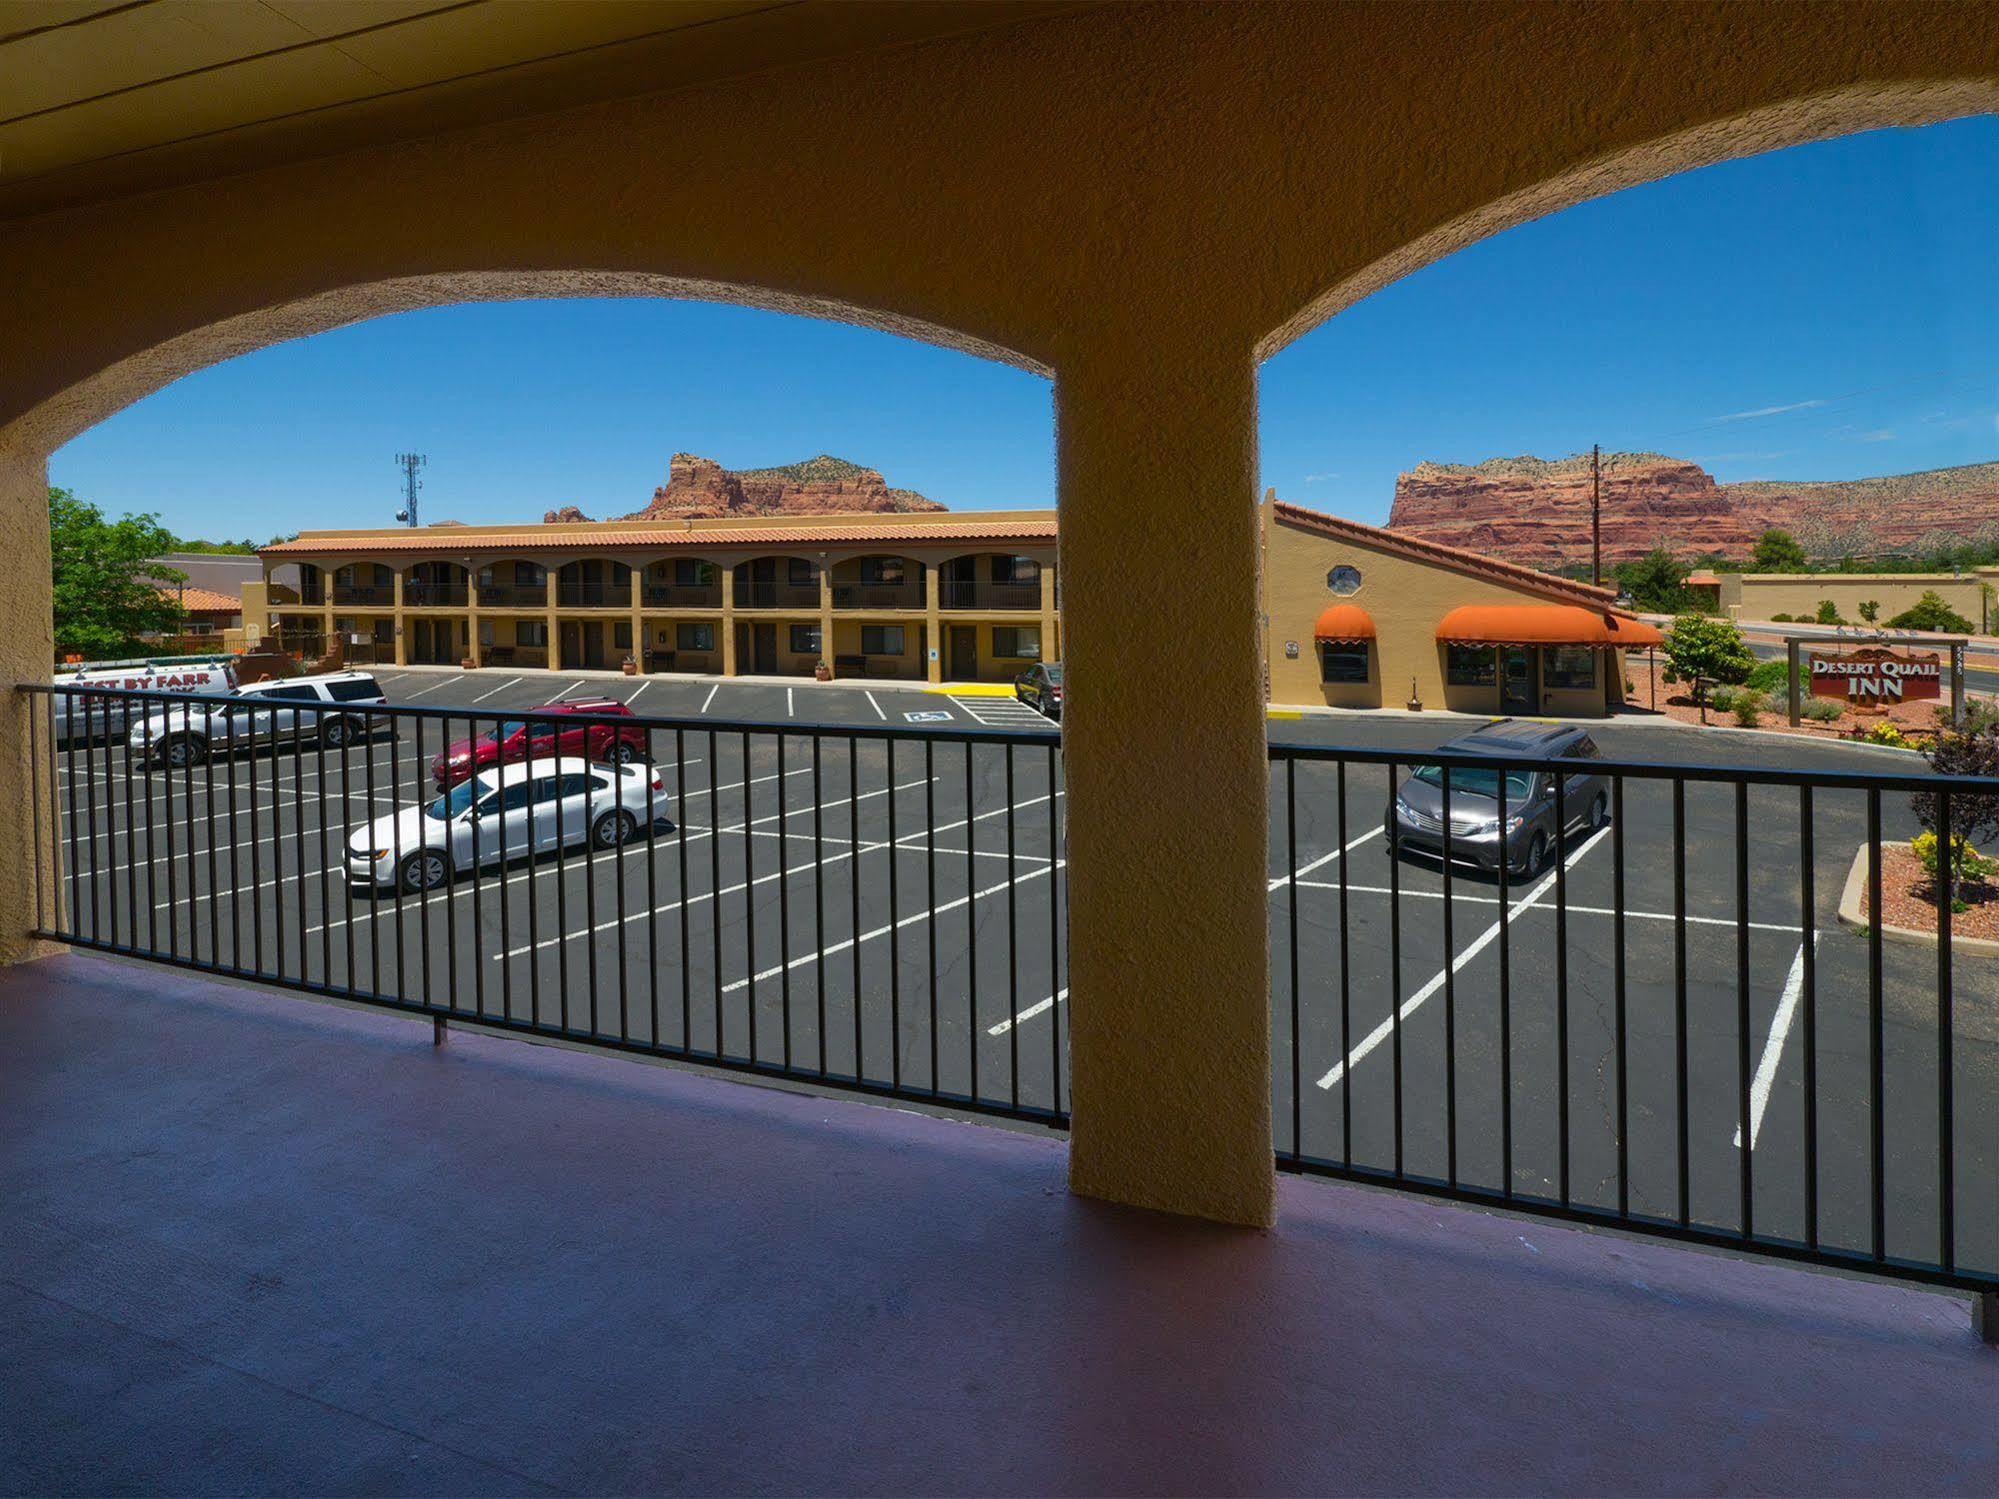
left=0, top=0, right=1081, bottom=222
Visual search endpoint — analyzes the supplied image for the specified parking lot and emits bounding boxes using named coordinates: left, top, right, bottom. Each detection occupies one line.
left=41, top=665, right=1999, bottom=1280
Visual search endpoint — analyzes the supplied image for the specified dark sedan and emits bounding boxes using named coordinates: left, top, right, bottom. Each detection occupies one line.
left=1015, top=662, right=1063, bottom=719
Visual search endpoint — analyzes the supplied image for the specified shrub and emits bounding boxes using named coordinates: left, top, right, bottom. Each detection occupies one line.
left=1815, top=599, right=1844, bottom=625
left=1912, top=831, right=1997, bottom=888
left=1864, top=720, right=1910, bottom=748
left=1911, top=726, right=1999, bottom=897
left=1800, top=697, right=1842, bottom=723
left=1662, top=614, right=1754, bottom=704
left=1858, top=599, right=1880, bottom=623
left=1744, top=659, right=1789, bottom=693
left=1708, top=684, right=1737, bottom=712
left=1770, top=612, right=1795, bottom=622
left=1887, top=590, right=1975, bottom=634
left=1732, top=689, right=1766, bottom=727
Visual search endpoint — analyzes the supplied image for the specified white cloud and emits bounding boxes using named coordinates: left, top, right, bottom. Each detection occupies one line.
left=1853, top=428, right=1897, bottom=442
left=1711, top=398, right=1826, bottom=423
left=1303, top=471, right=1339, bottom=483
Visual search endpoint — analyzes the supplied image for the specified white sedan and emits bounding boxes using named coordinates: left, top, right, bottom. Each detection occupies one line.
left=345, top=755, right=667, bottom=892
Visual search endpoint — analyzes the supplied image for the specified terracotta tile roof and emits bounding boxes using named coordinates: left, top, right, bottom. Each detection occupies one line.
left=261, top=518, right=1059, bottom=556
left=159, top=585, right=241, bottom=613
left=1269, top=499, right=1630, bottom=613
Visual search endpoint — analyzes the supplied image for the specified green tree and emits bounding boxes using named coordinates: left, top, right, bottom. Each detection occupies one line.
left=49, top=487, right=186, bottom=660
left=1814, top=598, right=1844, bottom=625
left=1612, top=548, right=1694, bottom=613
left=1661, top=613, right=1754, bottom=705
left=1858, top=599, right=1880, bottom=623
left=1751, top=527, right=1809, bottom=572
left=1886, top=590, right=1975, bottom=634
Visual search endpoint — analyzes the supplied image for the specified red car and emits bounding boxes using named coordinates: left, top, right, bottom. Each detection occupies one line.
left=430, top=699, right=648, bottom=790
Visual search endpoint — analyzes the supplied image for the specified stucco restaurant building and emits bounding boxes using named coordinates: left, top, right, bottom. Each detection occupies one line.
left=247, top=497, right=1658, bottom=714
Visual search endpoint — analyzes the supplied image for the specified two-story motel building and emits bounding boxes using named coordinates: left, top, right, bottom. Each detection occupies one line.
left=248, top=497, right=1659, bottom=711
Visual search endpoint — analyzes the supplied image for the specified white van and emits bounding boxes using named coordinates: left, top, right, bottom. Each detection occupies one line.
left=51, top=659, right=237, bottom=746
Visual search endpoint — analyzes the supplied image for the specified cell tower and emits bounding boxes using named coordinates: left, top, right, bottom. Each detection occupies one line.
left=394, top=452, right=427, bottom=526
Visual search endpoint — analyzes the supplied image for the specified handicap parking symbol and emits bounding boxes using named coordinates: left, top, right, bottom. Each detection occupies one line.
left=904, top=710, right=953, bottom=723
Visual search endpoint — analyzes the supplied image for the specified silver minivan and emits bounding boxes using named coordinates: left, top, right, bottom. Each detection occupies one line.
left=1386, top=720, right=1608, bottom=877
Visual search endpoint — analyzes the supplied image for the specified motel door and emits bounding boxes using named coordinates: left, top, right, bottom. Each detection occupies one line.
left=753, top=623, right=778, bottom=673
left=949, top=625, right=978, bottom=681
left=1501, top=648, right=1536, bottom=714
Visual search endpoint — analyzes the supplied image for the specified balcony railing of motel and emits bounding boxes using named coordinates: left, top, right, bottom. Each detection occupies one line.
left=939, top=579, right=1041, bottom=611
left=732, top=581, right=822, bottom=609
left=642, top=582, right=724, bottom=608
left=555, top=580, right=633, bottom=608
left=21, top=679, right=1999, bottom=1320
left=331, top=585, right=395, bottom=606
left=831, top=581, right=927, bottom=610
left=404, top=581, right=469, bottom=607
left=477, top=583, right=549, bottom=608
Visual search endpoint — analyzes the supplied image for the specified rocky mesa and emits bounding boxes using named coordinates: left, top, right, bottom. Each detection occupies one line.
left=544, top=453, right=945, bottom=525
left=1386, top=453, right=1999, bottom=567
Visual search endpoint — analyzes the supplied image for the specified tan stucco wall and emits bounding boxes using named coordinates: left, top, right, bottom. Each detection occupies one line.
left=1263, top=512, right=1618, bottom=717
left=6, top=3, right=1999, bottom=1226
left=1720, top=572, right=1985, bottom=626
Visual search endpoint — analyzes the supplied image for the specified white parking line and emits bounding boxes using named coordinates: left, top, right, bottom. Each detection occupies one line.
left=1293, top=878, right=1804, bottom=934
left=470, top=676, right=523, bottom=704
left=786, top=687, right=794, bottom=717
left=1270, top=825, right=1383, bottom=891
left=1736, top=935, right=1817, bottom=1149
left=948, top=692, right=1048, bottom=728
left=1316, top=825, right=1611, bottom=1090
left=700, top=685, right=720, bottom=714
left=625, top=680, right=651, bottom=708
left=988, top=987, right=1067, bottom=1035
left=395, top=678, right=454, bottom=701
left=864, top=691, right=886, bottom=721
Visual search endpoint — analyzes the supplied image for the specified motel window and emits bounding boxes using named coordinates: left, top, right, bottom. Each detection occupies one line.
left=1543, top=646, right=1598, bottom=690
left=516, top=562, right=544, bottom=587
left=517, top=621, right=548, bottom=648
left=994, top=555, right=1039, bottom=584
left=993, top=626, right=1041, bottom=660
left=674, top=559, right=715, bottom=586
left=677, top=623, right=715, bottom=652
left=789, top=624, right=821, bottom=654
left=787, top=558, right=817, bottom=587
left=614, top=622, right=632, bottom=650
left=860, top=556, right=906, bottom=586
left=1318, top=641, right=1369, bottom=684
left=862, top=624, right=905, bottom=656
left=1445, top=644, right=1497, bottom=686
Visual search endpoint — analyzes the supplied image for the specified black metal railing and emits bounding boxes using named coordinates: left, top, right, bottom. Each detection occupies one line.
left=1269, top=740, right=1999, bottom=1298
left=832, top=582, right=925, bottom=610
left=733, top=581, right=821, bottom=609
left=478, top=584, right=548, bottom=608
left=331, top=585, right=394, bottom=606
left=642, top=583, right=723, bottom=608
left=940, top=579, right=1040, bottom=611
left=556, top=581, right=632, bottom=608
left=26, top=683, right=1068, bottom=1129
left=404, top=582, right=469, bottom=607
left=23, top=680, right=1999, bottom=1302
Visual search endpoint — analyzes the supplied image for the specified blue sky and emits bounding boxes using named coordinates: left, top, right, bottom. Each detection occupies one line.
left=51, top=116, right=1999, bottom=539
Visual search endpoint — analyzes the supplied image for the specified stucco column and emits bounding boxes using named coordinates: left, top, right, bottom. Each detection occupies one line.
left=721, top=572, right=738, bottom=677
left=1039, top=557, right=1058, bottom=671
left=0, top=445, right=59, bottom=963
left=1057, top=342, right=1273, bottom=1228
left=391, top=571, right=408, bottom=666
left=924, top=562, right=942, bottom=683
left=819, top=561, right=835, bottom=679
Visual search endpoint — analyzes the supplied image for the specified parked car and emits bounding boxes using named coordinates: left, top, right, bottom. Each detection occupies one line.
left=128, top=671, right=388, bottom=770
left=52, top=658, right=237, bottom=746
left=1015, top=661, right=1063, bottom=719
left=429, top=698, right=648, bottom=790
left=1385, top=720, right=1607, bottom=877
left=347, top=755, right=666, bottom=892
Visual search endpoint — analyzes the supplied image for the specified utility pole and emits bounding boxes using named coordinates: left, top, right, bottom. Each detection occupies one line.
left=394, top=452, right=427, bottom=527
left=1591, top=442, right=1602, bottom=588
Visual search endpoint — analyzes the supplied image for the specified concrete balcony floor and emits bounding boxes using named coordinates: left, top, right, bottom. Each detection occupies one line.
left=4, top=953, right=1996, bottom=1497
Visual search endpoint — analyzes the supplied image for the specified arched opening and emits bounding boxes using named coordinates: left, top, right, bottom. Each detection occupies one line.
left=829, top=553, right=925, bottom=611
left=938, top=551, right=1043, bottom=612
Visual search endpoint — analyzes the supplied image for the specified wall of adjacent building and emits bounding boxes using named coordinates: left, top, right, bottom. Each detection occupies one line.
left=1720, top=572, right=1987, bottom=626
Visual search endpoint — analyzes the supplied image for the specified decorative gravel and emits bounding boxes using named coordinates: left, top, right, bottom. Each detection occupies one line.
left=1858, top=844, right=1999, bottom=941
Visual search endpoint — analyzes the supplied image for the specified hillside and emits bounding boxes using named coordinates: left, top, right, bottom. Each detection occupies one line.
left=1385, top=453, right=1999, bottom=566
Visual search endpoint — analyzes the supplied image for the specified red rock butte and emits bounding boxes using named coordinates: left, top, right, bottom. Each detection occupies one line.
left=543, top=453, right=947, bottom=526
left=1387, top=453, right=1999, bottom=567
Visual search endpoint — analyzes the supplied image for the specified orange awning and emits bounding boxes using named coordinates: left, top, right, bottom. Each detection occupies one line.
left=1313, top=603, right=1376, bottom=643
left=1435, top=604, right=1663, bottom=648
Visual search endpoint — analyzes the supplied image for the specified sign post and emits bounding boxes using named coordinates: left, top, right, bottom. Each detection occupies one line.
left=1787, top=636, right=1802, bottom=726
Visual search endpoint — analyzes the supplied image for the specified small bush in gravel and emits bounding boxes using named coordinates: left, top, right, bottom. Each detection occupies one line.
left=1733, top=689, right=1766, bottom=726
left=1708, top=684, right=1737, bottom=713
left=1744, top=659, right=1789, bottom=693
left=1801, top=697, right=1842, bottom=723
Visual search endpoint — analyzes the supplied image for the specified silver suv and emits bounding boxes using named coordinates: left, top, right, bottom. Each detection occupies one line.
left=129, top=671, right=389, bottom=770
left=1387, top=720, right=1608, bottom=877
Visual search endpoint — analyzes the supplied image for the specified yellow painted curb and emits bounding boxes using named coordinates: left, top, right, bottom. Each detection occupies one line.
left=927, top=683, right=1016, bottom=697
left=1266, top=709, right=1303, bottom=720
